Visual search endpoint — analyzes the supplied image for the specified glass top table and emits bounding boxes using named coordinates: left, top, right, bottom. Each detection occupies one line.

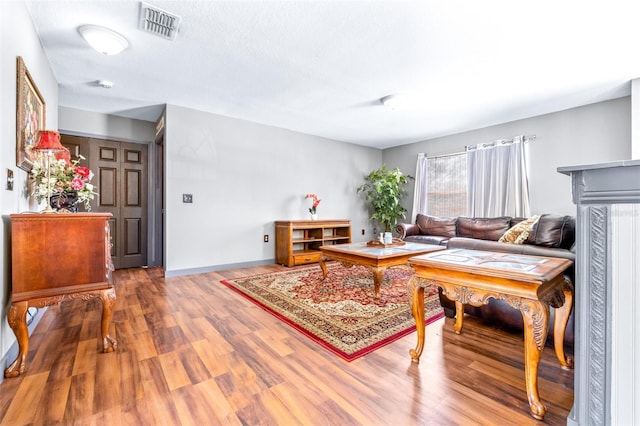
left=407, top=248, right=574, bottom=420
left=319, top=241, right=445, bottom=297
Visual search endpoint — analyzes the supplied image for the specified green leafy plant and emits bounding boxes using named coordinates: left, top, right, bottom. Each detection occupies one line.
left=357, top=164, right=413, bottom=232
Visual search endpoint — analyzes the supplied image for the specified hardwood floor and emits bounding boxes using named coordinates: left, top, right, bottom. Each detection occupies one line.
left=0, top=265, right=573, bottom=425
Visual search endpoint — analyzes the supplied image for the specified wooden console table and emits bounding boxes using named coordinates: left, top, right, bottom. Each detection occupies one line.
left=408, top=249, right=573, bottom=420
left=5, top=213, right=116, bottom=378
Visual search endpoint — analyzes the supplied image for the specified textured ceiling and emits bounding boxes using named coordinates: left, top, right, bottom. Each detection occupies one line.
left=26, top=0, right=640, bottom=149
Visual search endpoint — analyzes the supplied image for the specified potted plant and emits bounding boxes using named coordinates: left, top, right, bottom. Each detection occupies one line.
left=357, top=164, right=413, bottom=233
left=305, top=193, right=321, bottom=220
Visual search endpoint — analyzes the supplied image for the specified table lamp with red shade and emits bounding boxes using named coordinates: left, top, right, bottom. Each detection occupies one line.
left=31, top=130, right=65, bottom=213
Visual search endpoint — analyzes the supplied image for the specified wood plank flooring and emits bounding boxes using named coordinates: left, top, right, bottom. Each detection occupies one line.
left=0, top=265, right=573, bottom=425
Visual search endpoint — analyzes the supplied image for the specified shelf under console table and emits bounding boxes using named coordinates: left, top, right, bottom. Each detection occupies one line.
left=5, top=213, right=116, bottom=378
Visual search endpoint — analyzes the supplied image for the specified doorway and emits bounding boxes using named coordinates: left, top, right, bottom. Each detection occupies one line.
left=152, top=133, right=164, bottom=267
left=61, top=135, right=149, bottom=269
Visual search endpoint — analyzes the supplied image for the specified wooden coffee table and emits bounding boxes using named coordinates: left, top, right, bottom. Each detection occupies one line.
left=407, top=248, right=574, bottom=420
left=319, top=242, right=445, bottom=297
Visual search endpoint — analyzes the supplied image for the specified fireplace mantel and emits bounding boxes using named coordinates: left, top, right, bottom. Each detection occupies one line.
left=558, top=159, right=640, bottom=425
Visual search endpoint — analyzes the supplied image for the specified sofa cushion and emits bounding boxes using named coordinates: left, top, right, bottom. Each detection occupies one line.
left=447, top=237, right=575, bottom=261
left=456, top=216, right=512, bottom=241
left=499, top=215, right=540, bottom=244
left=404, top=235, right=449, bottom=246
left=510, top=217, right=526, bottom=227
left=527, top=214, right=575, bottom=249
left=415, top=214, right=456, bottom=238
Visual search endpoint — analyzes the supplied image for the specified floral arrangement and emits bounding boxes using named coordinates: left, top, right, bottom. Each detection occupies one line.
left=305, top=193, right=321, bottom=214
left=30, top=149, right=97, bottom=211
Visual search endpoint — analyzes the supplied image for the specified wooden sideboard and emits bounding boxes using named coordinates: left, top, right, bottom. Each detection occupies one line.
left=5, top=213, right=117, bottom=378
left=275, top=220, right=351, bottom=267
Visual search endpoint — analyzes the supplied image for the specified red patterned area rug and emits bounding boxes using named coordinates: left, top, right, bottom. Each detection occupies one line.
left=221, top=263, right=443, bottom=361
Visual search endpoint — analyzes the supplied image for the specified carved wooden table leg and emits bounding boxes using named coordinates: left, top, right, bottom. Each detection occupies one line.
left=99, top=287, right=118, bottom=353
left=319, top=256, right=328, bottom=279
left=321, top=258, right=356, bottom=279
left=408, top=276, right=426, bottom=362
left=4, top=302, right=29, bottom=378
left=453, top=301, right=464, bottom=334
left=552, top=288, right=574, bottom=369
left=371, top=266, right=386, bottom=298
left=520, top=299, right=549, bottom=421
left=4, top=287, right=118, bottom=379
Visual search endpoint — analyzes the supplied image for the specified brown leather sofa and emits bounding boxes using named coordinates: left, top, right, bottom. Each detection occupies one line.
left=397, top=213, right=576, bottom=349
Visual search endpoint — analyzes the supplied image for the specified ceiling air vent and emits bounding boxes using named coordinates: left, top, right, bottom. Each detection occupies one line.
left=139, top=2, right=181, bottom=40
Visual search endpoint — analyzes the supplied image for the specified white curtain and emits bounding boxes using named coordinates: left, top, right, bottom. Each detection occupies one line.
left=411, top=153, right=429, bottom=222
left=467, top=135, right=531, bottom=218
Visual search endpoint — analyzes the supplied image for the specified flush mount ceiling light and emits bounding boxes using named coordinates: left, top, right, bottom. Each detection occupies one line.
left=380, top=94, right=415, bottom=110
left=96, top=80, right=113, bottom=89
left=78, top=25, right=129, bottom=55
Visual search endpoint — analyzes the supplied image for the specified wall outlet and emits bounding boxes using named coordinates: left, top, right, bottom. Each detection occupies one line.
left=264, top=234, right=269, bottom=243
left=361, top=229, right=365, bottom=235
left=182, top=193, right=193, bottom=203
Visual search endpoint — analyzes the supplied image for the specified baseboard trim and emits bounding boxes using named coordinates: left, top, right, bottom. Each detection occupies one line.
left=164, top=258, right=276, bottom=278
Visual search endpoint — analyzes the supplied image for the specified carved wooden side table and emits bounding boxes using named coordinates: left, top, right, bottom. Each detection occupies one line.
left=408, top=248, right=573, bottom=421
left=5, top=213, right=116, bottom=378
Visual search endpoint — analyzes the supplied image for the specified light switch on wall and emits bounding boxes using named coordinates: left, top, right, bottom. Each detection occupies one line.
left=182, top=193, right=193, bottom=203
left=6, top=169, right=14, bottom=191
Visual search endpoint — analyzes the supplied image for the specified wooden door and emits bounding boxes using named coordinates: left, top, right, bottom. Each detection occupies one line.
left=61, top=135, right=148, bottom=270
left=60, top=135, right=90, bottom=166
left=89, top=139, right=148, bottom=269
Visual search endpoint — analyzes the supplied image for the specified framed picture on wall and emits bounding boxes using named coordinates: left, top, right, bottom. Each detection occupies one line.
left=16, top=56, right=46, bottom=172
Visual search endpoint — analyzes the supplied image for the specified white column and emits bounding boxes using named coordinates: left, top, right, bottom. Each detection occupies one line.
left=559, top=160, right=640, bottom=425
left=632, top=78, right=640, bottom=160
left=610, top=204, right=640, bottom=425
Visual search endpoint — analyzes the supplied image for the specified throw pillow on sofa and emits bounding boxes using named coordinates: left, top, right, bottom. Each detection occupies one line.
left=456, top=216, right=512, bottom=241
left=499, top=215, right=540, bottom=244
left=415, top=214, right=456, bottom=237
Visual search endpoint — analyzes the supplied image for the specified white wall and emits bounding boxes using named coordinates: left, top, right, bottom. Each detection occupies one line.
left=610, top=203, right=640, bottom=425
left=632, top=79, right=640, bottom=159
left=59, top=106, right=156, bottom=143
left=383, top=97, right=631, bottom=217
left=60, top=98, right=632, bottom=276
left=0, top=0, right=59, bottom=366
left=164, top=104, right=381, bottom=275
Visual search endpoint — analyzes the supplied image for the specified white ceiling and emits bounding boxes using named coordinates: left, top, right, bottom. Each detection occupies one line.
left=26, top=0, right=640, bottom=149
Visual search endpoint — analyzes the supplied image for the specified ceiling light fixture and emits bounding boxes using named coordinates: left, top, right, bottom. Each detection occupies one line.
left=96, top=80, right=113, bottom=89
left=78, top=25, right=129, bottom=55
left=380, top=94, right=414, bottom=110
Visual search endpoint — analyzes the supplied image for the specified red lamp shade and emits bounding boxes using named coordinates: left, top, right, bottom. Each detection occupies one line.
left=33, top=130, right=65, bottom=152
left=55, top=147, right=72, bottom=166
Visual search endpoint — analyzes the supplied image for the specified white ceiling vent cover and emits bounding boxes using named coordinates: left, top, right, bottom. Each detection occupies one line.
left=139, top=2, right=181, bottom=40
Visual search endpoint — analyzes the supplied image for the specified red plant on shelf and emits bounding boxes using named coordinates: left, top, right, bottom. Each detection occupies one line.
left=305, top=193, right=321, bottom=214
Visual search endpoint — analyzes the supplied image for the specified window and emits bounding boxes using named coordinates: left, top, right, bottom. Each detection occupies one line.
left=426, top=152, right=467, bottom=217
left=413, top=135, right=531, bottom=220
